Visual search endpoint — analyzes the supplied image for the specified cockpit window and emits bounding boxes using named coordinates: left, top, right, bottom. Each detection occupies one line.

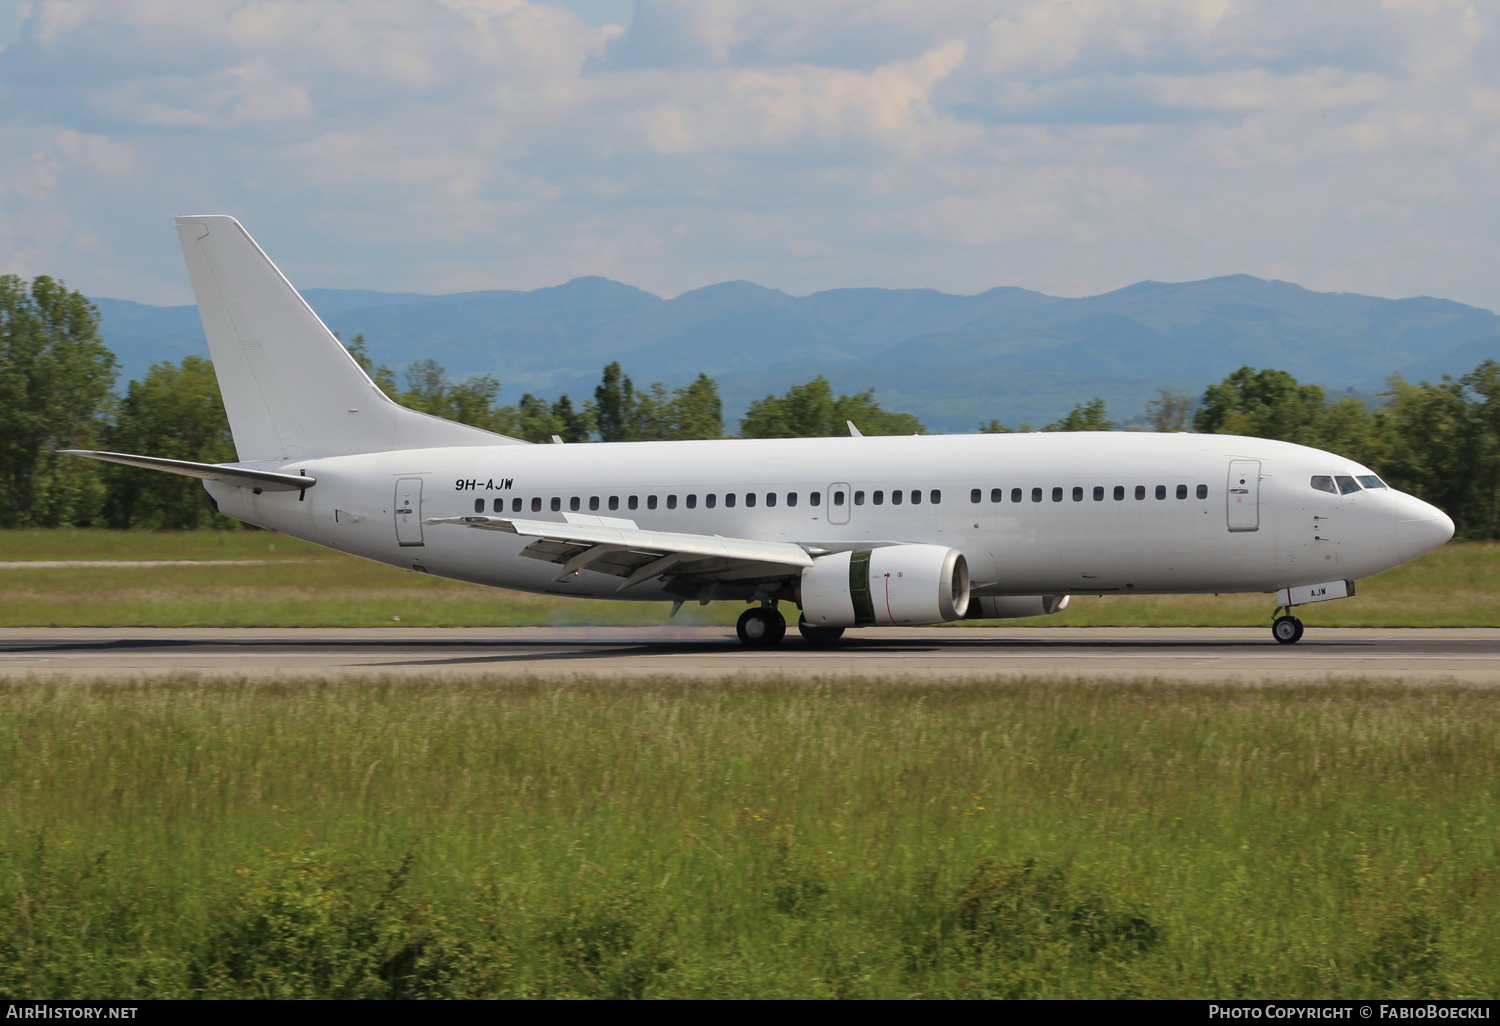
left=1335, top=475, right=1361, bottom=495
left=1357, top=475, right=1387, bottom=489
left=1310, top=475, right=1338, bottom=494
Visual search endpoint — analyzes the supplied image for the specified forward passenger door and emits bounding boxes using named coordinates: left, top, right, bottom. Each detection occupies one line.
left=1227, top=460, right=1260, bottom=533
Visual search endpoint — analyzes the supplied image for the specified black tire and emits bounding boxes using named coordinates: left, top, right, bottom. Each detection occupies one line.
left=798, top=614, right=846, bottom=646
left=1272, top=615, right=1304, bottom=645
left=737, top=607, right=787, bottom=648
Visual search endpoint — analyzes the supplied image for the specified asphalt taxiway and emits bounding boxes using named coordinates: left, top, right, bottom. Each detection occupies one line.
left=2, top=626, right=1497, bottom=684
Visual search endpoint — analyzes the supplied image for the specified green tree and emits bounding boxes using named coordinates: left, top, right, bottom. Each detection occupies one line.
left=671, top=373, right=724, bottom=440
left=0, top=275, right=116, bottom=527
left=740, top=376, right=923, bottom=438
left=1144, top=388, right=1196, bottom=432
left=103, top=355, right=237, bottom=529
left=587, top=363, right=723, bottom=441
left=549, top=394, right=593, bottom=443
left=1378, top=372, right=1486, bottom=537
left=592, top=361, right=636, bottom=442
left=1044, top=398, right=1114, bottom=432
left=1193, top=366, right=1326, bottom=441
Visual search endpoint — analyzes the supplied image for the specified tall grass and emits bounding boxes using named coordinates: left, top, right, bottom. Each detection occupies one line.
left=1, top=676, right=1496, bottom=998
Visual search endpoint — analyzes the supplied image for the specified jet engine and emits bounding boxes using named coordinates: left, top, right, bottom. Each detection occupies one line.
left=964, top=595, right=1071, bottom=619
left=800, top=545, right=970, bottom=627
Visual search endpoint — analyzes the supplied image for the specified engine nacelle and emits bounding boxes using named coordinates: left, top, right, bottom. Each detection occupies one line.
left=800, top=544, right=970, bottom=627
left=964, top=595, right=1071, bottom=619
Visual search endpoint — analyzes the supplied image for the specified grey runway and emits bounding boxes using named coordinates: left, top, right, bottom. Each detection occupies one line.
left=3, top=626, right=1499, bottom=683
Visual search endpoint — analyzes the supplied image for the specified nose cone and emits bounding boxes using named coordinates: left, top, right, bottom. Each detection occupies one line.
left=1393, top=494, right=1455, bottom=563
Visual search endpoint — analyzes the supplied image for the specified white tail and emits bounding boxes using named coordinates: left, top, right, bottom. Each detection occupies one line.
left=174, top=215, right=524, bottom=462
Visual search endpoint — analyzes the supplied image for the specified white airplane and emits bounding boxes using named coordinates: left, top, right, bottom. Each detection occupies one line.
left=66, top=216, right=1455, bottom=647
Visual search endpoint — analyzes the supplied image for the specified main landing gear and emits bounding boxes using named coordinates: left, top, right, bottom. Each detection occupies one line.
left=797, top=614, right=846, bottom=647
left=1272, top=609, right=1305, bottom=645
left=737, top=605, right=786, bottom=648
left=734, top=607, right=849, bottom=648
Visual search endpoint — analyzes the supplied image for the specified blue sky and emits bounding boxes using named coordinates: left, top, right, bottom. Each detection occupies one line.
left=1, top=1, right=1498, bottom=313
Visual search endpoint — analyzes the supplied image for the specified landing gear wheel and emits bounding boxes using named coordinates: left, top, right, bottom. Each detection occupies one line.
left=737, top=607, right=787, bottom=648
left=797, top=614, right=846, bottom=646
left=1272, top=615, right=1304, bottom=645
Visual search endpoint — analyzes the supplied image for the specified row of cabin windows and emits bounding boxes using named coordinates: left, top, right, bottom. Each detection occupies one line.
left=969, top=483, right=1211, bottom=503
left=474, top=491, right=830, bottom=514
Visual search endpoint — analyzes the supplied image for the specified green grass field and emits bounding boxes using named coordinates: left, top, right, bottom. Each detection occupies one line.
left=1, top=677, right=1496, bottom=999
left=0, top=529, right=1494, bottom=627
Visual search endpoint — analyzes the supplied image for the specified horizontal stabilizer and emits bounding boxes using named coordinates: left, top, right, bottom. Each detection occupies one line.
left=61, top=450, right=315, bottom=492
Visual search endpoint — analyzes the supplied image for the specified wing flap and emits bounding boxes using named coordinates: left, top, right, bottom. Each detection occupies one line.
left=423, top=515, right=813, bottom=587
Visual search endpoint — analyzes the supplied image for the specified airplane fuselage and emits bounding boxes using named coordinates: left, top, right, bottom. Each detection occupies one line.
left=206, top=430, right=1452, bottom=606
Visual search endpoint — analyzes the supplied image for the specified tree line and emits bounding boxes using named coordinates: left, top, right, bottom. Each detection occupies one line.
left=5, top=274, right=1500, bottom=536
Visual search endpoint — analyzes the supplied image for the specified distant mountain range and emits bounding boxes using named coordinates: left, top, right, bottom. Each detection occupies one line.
left=91, top=275, right=1500, bottom=433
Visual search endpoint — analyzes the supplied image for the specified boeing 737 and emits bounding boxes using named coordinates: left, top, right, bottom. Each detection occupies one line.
left=65, top=217, right=1455, bottom=647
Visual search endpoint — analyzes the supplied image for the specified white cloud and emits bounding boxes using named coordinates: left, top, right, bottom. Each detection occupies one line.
left=0, top=0, right=1496, bottom=317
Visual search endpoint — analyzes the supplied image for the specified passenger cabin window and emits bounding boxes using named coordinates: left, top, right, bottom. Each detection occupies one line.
left=628, top=495, right=639, bottom=510
left=910, top=490, right=920, bottom=504
left=971, top=488, right=982, bottom=504
left=570, top=497, right=581, bottom=511
left=667, top=495, right=678, bottom=509
left=1114, top=486, right=1125, bottom=501
left=686, top=494, right=697, bottom=509
left=1072, top=487, right=1083, bottom=502
left=1032, top=487, right=1042, bottom=502
left=1093, top=486, right=1104, bottom=501
left=766, top=493, right=778, bottom=507
left=1012, top=488, right=1023, bottom=503
left=1336, top=475, right=1361, bottom=495
left=746, top=493, right=757, bottom=508
left=512, top=498, right=522, bottom=513
left=930, top=489, right=941, bottom=504
left=1176, top=484, right=1188, bottom=500
left=474, top=498, right=484, bottom=513
left=551, top=497, right=562, bottom=512
left=873, top=490, right=884, bottom=505
left=853, top=491, right=865, bottom=506
left=787, top=492, right=798, bottom=507
left=647, top=495, right=658, bottom=510
left=1311, top=476, right=1338, bottom=495
left=726, top=493, right=736, bottom=507
left=608, top=496, right=619, bottom=511
left=1135, top=486, right=1146, bottom=500
left=991, top=488, right=1003, bottom=503
left=533, top=498, right=542, bottom=512
left=834, top=490, right=846, bottom=506
left=1051, top=487, right=1063, bottom=502
left=1155, top=485, right=1166, bottom=500
left=810, top=492, right=821, bottom=505
left=589, top=496, right=600, bottom=511
left=1357, top=475, right=1387, bottom=489
left=705, top=493, right=717, bottom=509
left=1196, top=484, right=1208, bottom=499
left=891, top=490, right=903, bottom=505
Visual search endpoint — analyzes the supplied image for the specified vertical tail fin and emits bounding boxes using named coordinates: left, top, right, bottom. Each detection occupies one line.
left=174, top=215, right=523, bottom=462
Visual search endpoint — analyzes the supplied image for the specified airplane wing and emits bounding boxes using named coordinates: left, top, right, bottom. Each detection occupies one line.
left=423, top=514, right=816, bottom=589
left=61, top=450, right=315, bottom=492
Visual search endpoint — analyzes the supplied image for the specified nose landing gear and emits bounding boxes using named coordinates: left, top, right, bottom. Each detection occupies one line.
left=1271, top=609, right=1305, bottom=645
